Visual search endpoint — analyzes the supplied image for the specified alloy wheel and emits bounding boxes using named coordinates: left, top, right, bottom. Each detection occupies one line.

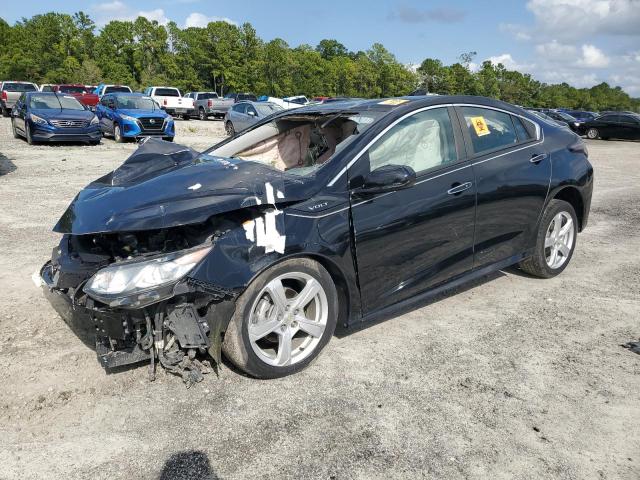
left=225, top=121, right=234, bottom=136
left=248, top=272, right=328, bottom=367
left=544, top=211, right=575, bottom=269
left=114, top=124, right=122, bottom=143
left=586, top=128, right=599, bottom=139
left=199, top=108, right=206, bottom=120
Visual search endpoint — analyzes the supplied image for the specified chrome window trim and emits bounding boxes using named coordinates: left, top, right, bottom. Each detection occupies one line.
left=327, top=102, right=542, bottom=187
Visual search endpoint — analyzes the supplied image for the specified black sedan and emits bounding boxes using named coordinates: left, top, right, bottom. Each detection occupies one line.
left=11, top=92, right=101, bottom=145
left=38, top=96, right=593, bottom=383
left=580, top=112, right=640, bottom=140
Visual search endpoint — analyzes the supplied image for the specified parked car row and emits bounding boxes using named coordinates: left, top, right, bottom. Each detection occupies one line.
left=526, top=107, right=640, bottom=140
left=9, top=91, right=174, bottom=145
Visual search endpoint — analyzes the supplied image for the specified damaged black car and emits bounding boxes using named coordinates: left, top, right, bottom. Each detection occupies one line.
left=39, top=96, right=593, bottom=384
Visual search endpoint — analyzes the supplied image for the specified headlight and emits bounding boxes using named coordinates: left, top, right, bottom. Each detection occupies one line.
left=30, top=114, right=47, bottom=125
left=84, top=246, right=211, bottom=306
left=90, top=115, right=99, bottom=125
left=573, top=122, right=580, bottom=127
left=120, top=114, right=138, bottom=123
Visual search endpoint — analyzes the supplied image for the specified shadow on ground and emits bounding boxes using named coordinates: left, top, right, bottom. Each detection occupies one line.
left=0, top=152, right=16, bottom=175
left=159, top=450, right=218, bottom=480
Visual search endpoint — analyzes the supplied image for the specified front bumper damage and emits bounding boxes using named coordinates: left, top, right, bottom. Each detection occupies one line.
left=40, top=242, right=238, bottom=387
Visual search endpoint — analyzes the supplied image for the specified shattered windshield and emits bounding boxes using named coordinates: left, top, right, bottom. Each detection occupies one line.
left=208, top=109, right=388, bottom=177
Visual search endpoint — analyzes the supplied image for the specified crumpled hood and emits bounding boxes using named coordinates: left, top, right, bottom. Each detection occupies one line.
left=54, top=138, right=308, bottom=235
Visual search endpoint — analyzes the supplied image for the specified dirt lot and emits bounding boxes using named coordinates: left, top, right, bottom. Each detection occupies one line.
left=0, top=117, right=638, bottom=480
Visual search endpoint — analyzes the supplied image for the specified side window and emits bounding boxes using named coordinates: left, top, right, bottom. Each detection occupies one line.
left=366, top=108, right=458, bottom=174
left=233, top=103, right=247, bottom=114
left=462, top=106, right=518, bottom=155
left=100, top=96, right=110, bottom=107
left=513, top=116, right=532, bottom=142
left=247, top=106, right=257, bottom=116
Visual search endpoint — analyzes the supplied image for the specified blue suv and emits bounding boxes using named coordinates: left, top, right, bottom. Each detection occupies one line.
left=96, top=93, right=175, bottom=142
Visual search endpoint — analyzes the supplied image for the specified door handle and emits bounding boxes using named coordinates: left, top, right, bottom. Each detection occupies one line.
left=447, top=182, right=473, bottom=195
left=530, top=153, right=548, bottom=164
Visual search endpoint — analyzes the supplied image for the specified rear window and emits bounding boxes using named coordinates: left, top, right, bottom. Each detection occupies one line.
left=513, top=117, right=532, bottom=142
left=198, top=92, right=218, bottom=100
left=58, top=85, right=87, bottom=94
left=461, top=106, right=518, bottom=155
left=237, top=94, right=257, bottom=102
left=40, top=85, right=54, bottom=92
left=3, top=83, right=37, bottom=92
left=154, top=88, right=180, bottom=97
left=104, top=86, right=132, bottom=94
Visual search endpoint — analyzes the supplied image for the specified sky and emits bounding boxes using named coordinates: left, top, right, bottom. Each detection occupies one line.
left=2, top=0, right=640, bottom=96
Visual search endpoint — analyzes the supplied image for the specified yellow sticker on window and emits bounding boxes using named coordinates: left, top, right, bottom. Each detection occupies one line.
left=470, top=116, right=490, bottom=136
left=378, top=99, right=409, bottom=105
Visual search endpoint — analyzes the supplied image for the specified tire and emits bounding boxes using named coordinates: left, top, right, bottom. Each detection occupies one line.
left=222, top=258, right=338, bottom=379
left=114, top=123, right=124, bottom=143
left=225, top=121, right=235, bottom=136
left=518, top=199, right=578, bottom=278
left=11, top=118, right=19, bottom=139
left=586, top=128, right=599, bottom=139
left=1, top=104, right=9, bottom=117
left=25, top=121, right=34, bottom=145
left=198, top=108, right=206, bottom=121
left=88, top=140, right=100, bottom=146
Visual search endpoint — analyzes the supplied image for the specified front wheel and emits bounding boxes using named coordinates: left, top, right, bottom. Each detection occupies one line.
left=586, top=128, right=599, bottom=139
left=11, top=118, right=19, bottom=138
left=114, top=123, right=124, bottom=143
left=518, top=199, right=577, bottom=278
left=25, top=121, right=34, bottom=145
left=222, top=258, right=338, bottom=379
left=225, top=121, right=235, bottom=136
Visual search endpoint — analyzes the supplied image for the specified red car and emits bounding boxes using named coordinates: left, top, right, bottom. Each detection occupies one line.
left=52, top=84, right=99, bottom=110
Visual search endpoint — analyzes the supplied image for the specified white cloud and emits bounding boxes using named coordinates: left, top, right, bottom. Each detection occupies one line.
left=138, top=9, right=169, bottom=25
left=184, top=12, right=236, bottom=27
left=499, top=23, right=532, bottom=41
left=91, top=2, right=169, bottom=25
left=578, top=44, right=610, bottom=67
left=535, top=40, right=577, bottom=60
left=527, top=0, right=640, bottom=39
left=487, top=54, right=535, bottom=72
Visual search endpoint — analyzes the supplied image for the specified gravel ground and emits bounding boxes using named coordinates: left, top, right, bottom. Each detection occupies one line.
left=0, top=117, right=638, bottom=480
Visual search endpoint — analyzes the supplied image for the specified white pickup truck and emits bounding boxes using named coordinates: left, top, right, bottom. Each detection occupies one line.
left=143, top=86, right=196, bottom=119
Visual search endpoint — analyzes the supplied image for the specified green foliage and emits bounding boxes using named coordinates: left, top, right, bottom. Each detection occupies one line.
left=0, top=11, right=637, bottom=112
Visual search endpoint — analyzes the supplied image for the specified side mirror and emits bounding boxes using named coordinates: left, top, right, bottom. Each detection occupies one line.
left=355, top=164, right=416, bottom=194
left=247, top=110, right=256, bottom=117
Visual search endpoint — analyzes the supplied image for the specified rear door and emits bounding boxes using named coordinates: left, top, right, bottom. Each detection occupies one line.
left=349, top=106, right=476, bottom=314
left=618, top=115, right=640, bottom=139
left=456, top=105, right=551, bottom=267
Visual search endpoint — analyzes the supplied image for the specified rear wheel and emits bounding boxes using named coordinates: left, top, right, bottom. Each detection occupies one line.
left=225, top=121, right=235, bottom=136
left=519, top=199, right=577, bottom=278
left=114, top=123, right=124, bottom=143
left=198, top=108, right=206, bottom=121
left=586, top=128, right=599, bottom=139
left=222, top=258, right=338, bottom=379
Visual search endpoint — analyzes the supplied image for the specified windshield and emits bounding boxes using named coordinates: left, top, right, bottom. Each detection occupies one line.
left=3, top=83, right=37, bottom=92
left=116, top=96, right=158, bottom=110
left=105, top=86, right=132, bottom=94
left=58, top=85, right=87, bottom=94
left=238, top=94, right=257, bottom=102
left=208, top=109, right=389, bottom=178
left=255, top=103, right=283, bottom=116
left=29, top=94, right=84, bottom=110
left=556, top=111, right=577, bottom=121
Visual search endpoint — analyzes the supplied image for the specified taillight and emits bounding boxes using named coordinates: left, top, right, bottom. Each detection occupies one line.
left=163, top=99, right=167, bottom=106
left=1, top=91, right=6, bottom=101
left=208, top=99, right=212, bottom=107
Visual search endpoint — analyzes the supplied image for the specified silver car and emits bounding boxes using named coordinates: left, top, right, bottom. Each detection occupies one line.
left=224, top=101, right=283, bottom=135
left=1, top=81, right=38, bottom=116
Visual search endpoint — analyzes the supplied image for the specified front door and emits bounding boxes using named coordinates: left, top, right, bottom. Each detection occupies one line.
left=349, top=106, right=476, bottom=314
left=456, top=106, right=552, bottom=267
